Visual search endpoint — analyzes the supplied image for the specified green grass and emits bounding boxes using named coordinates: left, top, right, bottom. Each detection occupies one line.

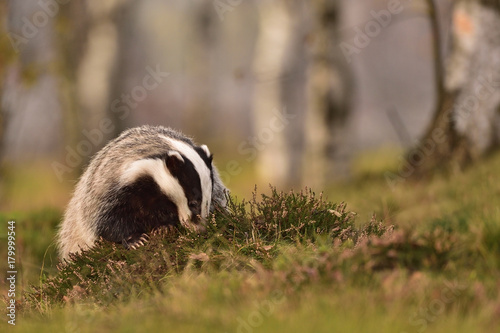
left=0, top=208, right=61, bottom=290
left=2, top=149, right=500, bottom=332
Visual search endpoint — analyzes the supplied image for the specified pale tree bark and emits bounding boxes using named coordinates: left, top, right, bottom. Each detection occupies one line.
left=414, top=0, right=500, bottom=176
left=56, top=0, right=90, bottom=167
left=55, top=0, right=131, bottom=173
left=2, top=0, right=63, bottom=160
left=280, top=0, right=311, bottom=187
left=253, top=0, right=293, bottom=187
left=188, top=1, right=219, bottom=138
left=303, top=0, right=352, bottom=187
left=206, top=1, right=258, bottom=143
left=106, top=0, right=143, bottom=136
left=71, top=0, right=128, bottom=151
left=254, top=0, right=351, bottom=188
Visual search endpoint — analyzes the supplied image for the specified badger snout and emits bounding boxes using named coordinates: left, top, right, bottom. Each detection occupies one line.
left=180, top=213, right=207, bottom=233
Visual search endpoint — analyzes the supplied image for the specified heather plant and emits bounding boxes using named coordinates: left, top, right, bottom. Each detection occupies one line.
left=21, top=187, right=392, bottom=310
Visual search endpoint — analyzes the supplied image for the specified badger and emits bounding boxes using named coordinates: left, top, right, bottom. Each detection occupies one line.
left=57, top=125, right=229, bottom=260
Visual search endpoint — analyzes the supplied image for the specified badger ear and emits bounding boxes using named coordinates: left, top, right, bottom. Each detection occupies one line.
left=165, top=151, right=184, bottom=171
left=196, top=144, right=213, bottom=167
left=167, top=150, right=184, bottom=162
left=200, top=144, right=211, bottom=157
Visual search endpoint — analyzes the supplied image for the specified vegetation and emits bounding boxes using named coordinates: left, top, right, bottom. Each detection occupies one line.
left=2, top=149, right=500, bottom=332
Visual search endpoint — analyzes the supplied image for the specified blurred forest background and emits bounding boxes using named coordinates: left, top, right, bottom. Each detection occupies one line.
left=3, top=2, right=500, bottom=330
left=1, top=0, right=500, bottom=213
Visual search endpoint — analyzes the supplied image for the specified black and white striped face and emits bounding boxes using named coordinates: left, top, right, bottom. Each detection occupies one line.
left=120, top=136, right=213, bottom=232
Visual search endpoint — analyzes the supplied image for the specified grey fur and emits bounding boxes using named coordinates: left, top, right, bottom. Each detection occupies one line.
left=57, top=125, right=229, bottom=260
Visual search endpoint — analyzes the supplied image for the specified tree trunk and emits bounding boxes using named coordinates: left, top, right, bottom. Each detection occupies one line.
left=304, top=0, right=352, bottom=186
left=253, top=0, right=293, bottom=188
left=254, top=0, right=351, bottom=188
left=106, top=0, right=142, bottom=136
left=56, top=0, right=90, bottom=170
left=2, top=0, right=63, bottom=161
left=413, top=0, right=500, bottom=176
left=280, top=0, right=311, bottom=187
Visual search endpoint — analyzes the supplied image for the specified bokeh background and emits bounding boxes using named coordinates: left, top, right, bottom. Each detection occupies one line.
left=1, top=0, right=496, bottom=214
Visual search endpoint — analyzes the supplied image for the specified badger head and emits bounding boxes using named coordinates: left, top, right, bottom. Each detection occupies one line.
left=164, top=144, right=213, bottom=231
left=120, top=138, right=214, bottom=233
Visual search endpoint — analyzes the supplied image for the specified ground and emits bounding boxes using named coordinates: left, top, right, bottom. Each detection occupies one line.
left=1, top=147, right=499, bottom=332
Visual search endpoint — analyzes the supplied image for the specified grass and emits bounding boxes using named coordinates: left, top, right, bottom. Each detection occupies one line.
left=1, top=148, right=500, bottom=332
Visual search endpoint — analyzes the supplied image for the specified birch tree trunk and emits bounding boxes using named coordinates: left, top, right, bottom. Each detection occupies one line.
left=71, top=0, right=125, bottom=151
left=280, top=0, right=311, bottom=187
left=2, top=0, right=63, bottom=160
left=413, top=0, right=500, bottom=176
left=56, top=0, right=90, bottom=167
left=253, top=0, right=292, bottom=187
left=304, top=0, right=352, bottom=187
left=55, top=0, right=130, bottom=173
left=254, top=0, right=351, bottom=188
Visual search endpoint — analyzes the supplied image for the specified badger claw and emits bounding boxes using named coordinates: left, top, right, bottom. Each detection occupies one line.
left=151, top=225, right=176, bottom=237
left=123, top=233, right=149, bottom=250
left=123, top=226, right=176, bottom=250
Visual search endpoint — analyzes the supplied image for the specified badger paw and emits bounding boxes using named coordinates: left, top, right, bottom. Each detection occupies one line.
left=151, top=225, right=177, bottom=237
left=122, top=233, right=150, bottom=250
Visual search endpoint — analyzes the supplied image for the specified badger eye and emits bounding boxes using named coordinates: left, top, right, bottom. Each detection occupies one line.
left=188, top=201, right=198, bottom=209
